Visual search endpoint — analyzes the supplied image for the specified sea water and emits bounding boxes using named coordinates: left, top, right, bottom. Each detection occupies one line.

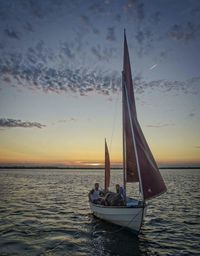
left=0, top=168, right=199, bottom=256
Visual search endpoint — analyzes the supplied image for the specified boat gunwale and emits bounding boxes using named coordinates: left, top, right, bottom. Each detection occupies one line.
left=89, top=201, right=146, bottom=209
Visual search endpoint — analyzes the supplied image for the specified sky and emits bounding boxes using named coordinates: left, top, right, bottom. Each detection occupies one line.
left=0, top=0, right=200, bottom=167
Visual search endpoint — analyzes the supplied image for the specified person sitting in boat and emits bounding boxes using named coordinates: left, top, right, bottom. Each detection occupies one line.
left=118, top=185, right=126, bottom=201
left=89, top=183, right=104, bottom=204
left=114, top=184, right=125, bottom=206
left=103, top=191, right=115, bottom=206
left=103, top=184, right=125, bottom=206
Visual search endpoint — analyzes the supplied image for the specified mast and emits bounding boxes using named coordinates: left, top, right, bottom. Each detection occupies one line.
left=123, top=74, right=144, bottom=200
left=122, top=72, right=126, bottom=196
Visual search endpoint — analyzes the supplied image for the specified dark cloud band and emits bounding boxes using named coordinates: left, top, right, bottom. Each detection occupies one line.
left=0, top=118, right=45, bottom=129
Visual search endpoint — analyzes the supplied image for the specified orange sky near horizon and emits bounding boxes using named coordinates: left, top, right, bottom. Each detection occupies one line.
left=0, top=92, right=200, bottom=167
left=0, top=114, right=199, bottom=167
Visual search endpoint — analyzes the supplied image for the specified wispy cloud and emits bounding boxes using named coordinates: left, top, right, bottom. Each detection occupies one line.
left=0, top=118, right=46, bottom=129
left=89, top=2, right=105, bottom=14
left=80, top=15, right=90, bottom=26
left=146, top=123, right=175, bottom=128
left=91, top=45, right=116, bottom=61
left=61, top=42, right=75, bottom=59
left=106, top=27, right=116, bottom=41
left=58, top=118, right=77, bottom=123
left=1, top=49, right=200, bottom=96
left=188, top=112, right=195, bottom=118
left=168, top=22, right=200, bottom=43
left=24, top=22, right=34, bottom=33
left=0, top=47, right=120, bottom=95
left=135, top=2, right=144, bottom=21
left=150, top=11, right=161, bottom=25
left=136, top=77, right=200, bottom=95
left=4, top=29, right=20, bottom=40
left=123, top=0, right=144, bottom=21
left=0, top=0, right=200, bottom=97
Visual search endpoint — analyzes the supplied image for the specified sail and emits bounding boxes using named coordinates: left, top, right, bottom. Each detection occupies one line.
left=123, top=31, right=167, bottom=200
left=123, top=31, right=139, bottom=183
left=104, top=139, right=110, bottom=191
left=133, top=118, right=167, bottom=200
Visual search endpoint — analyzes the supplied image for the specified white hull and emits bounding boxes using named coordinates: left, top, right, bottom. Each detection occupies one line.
left=89, top=200, right=147, bottom=234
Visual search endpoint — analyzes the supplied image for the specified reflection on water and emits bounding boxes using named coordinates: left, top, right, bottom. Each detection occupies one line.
left=0, top=169, right=199, bottom=255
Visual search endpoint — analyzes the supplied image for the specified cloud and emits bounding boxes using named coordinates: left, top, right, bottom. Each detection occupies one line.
left=0, top=42, right=5, bottom=49
left=123, top=0, right=135, bottom=12
left=4, top=29, right=20, bottom=40
left=58, top=118, right=77, bottom=123
left=92, top=27, right=100, bottom=35
left=115, top=14, right=121, bottom=22
left=134, top=27, right=155, bottom=56
left=24, top=22, right=34, bottom=32
left=136, top=2, right=144, bottom=21
left=168, top=22, right=200, bottom=42
left=188, top=112, right=195, bottom=118
left=28, top=0, right=46, bottom=19
left=137, top=77, right=200, bottom=95
left=150, top=11, right=161, bottom=25
left=0, top=0, right=199, bottom=99
left=123, top=0, right=145, bottom=22
left=0, top=118, right=46, bottom=129
left=146, top=123, right=175, bottom=128
left=0, top=38, right=199, bottom=97
left=91, top=45, right=115, bottom=61
left=61, top=42, right=74, bottom=59
left=79, top=14, right=100, bottom=36
left=89, top=3, right=105, bottom=14
left=106, top=27, right=116, bottom=41
left=0, top=31, right=120, bottom=96
left=0, top=52, right=121, bottom=95
left=91, top=46, right=102, bottom=60
left=136, top=30, right=145, bottom=44
left=80, top=15, right=90, bottom=26
left=1, top=47, right=200, bottom=97
left=190, top=6, right=200, bottom=16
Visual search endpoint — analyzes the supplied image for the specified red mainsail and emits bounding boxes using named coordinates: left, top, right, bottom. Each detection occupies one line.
left=104, top=139, right=110, bottom=191
left=123, top=31, right=139, bottom=183
left=122, top=31, right=167, bottom=200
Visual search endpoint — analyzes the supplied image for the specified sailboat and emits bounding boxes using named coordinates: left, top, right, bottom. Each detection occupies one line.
left=89, top=31, right=167, bottom=234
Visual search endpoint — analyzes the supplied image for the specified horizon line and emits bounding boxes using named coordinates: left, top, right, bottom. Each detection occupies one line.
left=0, top=165, right=200, bottom=170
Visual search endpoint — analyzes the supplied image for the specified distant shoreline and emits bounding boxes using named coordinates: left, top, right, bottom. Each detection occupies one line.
left=0, top=166, right=199, bottom=170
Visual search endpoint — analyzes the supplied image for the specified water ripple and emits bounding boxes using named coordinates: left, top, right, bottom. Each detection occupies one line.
left=0, top=169, right=200, bottom=255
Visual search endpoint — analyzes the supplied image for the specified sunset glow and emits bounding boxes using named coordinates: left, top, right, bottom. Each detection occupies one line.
left=0, top=1, right=200, bottom=167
